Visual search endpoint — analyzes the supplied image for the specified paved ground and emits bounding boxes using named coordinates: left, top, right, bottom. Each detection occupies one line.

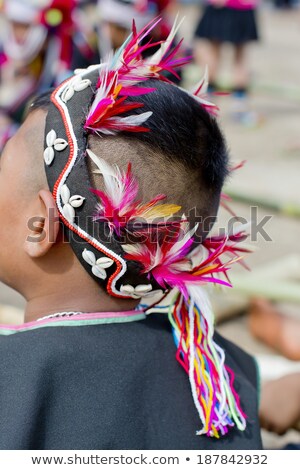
left=0, top=6, right=300, bottom=449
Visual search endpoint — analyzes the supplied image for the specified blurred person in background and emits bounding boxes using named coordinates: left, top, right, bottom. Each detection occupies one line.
left=249, top=299, right=300, bottom=442
left=249, top=298, right=300, bottom=361
left=194, top=0, right=260, bottom=125
left=0, top=0, right=95, bottom=152
left=72, top=0, right=101, bottom=67
left=97, top=0, right=174, bottom=56
left=96, top=0, right=184, bottom=83
left=259, top=372, right=300, bottom=441
left=273, top=0, right=296, bottom=9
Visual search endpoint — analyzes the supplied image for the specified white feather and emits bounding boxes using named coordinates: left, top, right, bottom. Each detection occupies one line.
left=191, top=65, right=209, bottom=96
left=94, top=128, right=117, bottom=136
left=87, top=66, right=117, bottom=119
left=187, top=284, right=214, bottom=332
left=111, top=111, right=153, bottom=127
left=168, top=224, right=198, bottom=259
left=188, top=245, right=210, bottom=268
left=122, top=243, right=143, bottom=256
left=188, top=297, right=206, bottom=433
left=145, top=15, right=185, bottom=67
left=229, top=221, right=251, bottom=237
left=86, top=149, right=124, bottom=205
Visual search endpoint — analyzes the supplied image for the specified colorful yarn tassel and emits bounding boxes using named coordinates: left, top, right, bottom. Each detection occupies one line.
left=168, top=286, right=247, bottom=437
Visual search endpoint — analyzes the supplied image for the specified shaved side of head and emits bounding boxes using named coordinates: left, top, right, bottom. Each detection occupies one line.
left=23, top=109, right=48, bottom=198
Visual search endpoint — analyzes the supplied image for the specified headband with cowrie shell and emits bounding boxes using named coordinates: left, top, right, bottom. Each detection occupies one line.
left=43, top=64, right=159, bottom=299
left=42, top=17, right=210, bottom=300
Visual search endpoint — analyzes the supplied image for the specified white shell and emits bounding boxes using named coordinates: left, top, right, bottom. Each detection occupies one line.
left=54, top=138, right=68, bottom=152
left=96, top=257, right=114, bottom=269
left=61, top=184, right=71, bottom=205
left=135, top=284, right=153, bottom=294
left=46, top=129, right=56, bottom=147
left=87, top=64, right=101, bottom=71
left=44, top=146, right=55, bottom=165
left=74, top=68, right=85, bottom=75
left=120, top=284, right=135, bottom=294
left=62, top=203, right=75, bottom=224
left=82, top=249, right=96, bottom=266
left=69, top=195, right=85, bottom=208
left=72, top=75, right=82, bottom=83
left=73, top=79, right=91, bottom=92
left=92, top=264, right=107, bottom=280
left=62, top=86, right=74, bottom=103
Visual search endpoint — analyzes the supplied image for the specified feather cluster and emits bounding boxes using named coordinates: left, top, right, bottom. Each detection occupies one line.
left=123, top=222, right=250, bottom=438
left=84, top=16, right=216, bottom=135
left=123, top=223, right=250, bottom=291
left=87, top=149, right=181, bottom=236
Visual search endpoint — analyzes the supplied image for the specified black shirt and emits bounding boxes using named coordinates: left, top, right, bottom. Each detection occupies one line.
left=0, top=313, right=262, bottom=450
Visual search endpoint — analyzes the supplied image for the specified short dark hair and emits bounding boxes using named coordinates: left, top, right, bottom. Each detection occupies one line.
left=123, top=79, right=229, bottom=192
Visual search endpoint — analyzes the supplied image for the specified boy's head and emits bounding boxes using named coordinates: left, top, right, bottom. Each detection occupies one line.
left=0, top=20, right=228, bottom=305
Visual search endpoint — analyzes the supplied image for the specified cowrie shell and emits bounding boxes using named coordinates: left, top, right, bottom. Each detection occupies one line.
left=62, top=86, right=74, bottom=103
left=62, top=203, right=75, bottom=224
left=87, top=64, right=101, bottom=71
left=120, top=285, right=135, bottom=294
left=72, top=75, right=82, bottom=83
left=61, top=185, right=71, bottom=205
left=69, top=195, right=85, bottom=208
left=96, top=257, right=114, bottom=269
left=46, top=129, right=56, bottom=147
left=54, top=138, right=68, bottom=152
left=82, top=249, right=96, bottom=266
left=92, top=264, right=107, bottom=280
left=73, top=79, right=91, bottom=92
left=74, top=68, right=85, bottom=75
left=44, top=147, right=55, bottom=165
left=135, top=284, right=153, bottom=294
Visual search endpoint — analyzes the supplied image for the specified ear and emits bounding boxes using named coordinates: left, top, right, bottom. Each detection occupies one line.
left=24, top=189, right=60, bottom=258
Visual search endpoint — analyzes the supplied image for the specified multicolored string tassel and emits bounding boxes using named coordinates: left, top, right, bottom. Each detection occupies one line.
left=169, top=286, right=247, bottom=437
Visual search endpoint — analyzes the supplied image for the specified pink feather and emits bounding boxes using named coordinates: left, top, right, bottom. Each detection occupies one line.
left=123, top=223, right=250, bottom=293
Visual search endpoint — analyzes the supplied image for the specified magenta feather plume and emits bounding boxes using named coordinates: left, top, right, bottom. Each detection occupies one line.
left=84, top=16, right=216, bottom=133
left=123, top=222, right=250, bottom=293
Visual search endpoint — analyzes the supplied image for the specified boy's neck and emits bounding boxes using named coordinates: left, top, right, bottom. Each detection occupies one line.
left=24, top=289, right=139, bottom=323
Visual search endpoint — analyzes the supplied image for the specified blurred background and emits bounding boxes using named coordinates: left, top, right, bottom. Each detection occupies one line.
left=0, top=0, right=299, bottom=449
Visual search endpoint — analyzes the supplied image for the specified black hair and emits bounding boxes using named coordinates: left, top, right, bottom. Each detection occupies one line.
left=27, top=89, right=54, bottom=115
left=123, top=79, right=229, bottom=192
